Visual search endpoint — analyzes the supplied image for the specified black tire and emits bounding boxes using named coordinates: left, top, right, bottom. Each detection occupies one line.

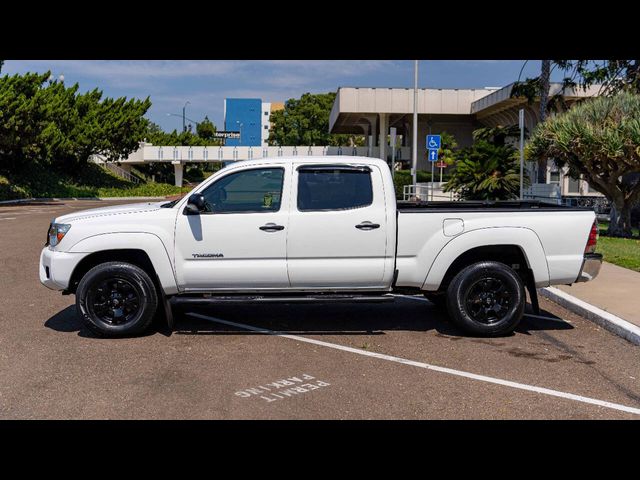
left=446, top=261, right=525, bottom=336
left=76, top=261, right=158, bottom=338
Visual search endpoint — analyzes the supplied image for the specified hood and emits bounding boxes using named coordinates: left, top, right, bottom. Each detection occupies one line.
left=54, top=201, right=169, bottom=224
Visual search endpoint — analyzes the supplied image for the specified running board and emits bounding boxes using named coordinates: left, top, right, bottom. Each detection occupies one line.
left=171, top=294, right=396, bottom=305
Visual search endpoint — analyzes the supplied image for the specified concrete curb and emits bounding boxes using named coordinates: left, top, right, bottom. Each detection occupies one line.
left=0, top=197, right=167, bottom=205
left=540, top=287, right=640, bottom=346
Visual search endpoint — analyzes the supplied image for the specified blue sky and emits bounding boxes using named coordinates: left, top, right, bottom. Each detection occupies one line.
left=3, top=60, right=554, bottom=132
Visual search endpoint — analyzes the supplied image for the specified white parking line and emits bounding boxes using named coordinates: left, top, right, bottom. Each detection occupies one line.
left=0, top=217, right=16, bottom=221
left=187, top=312, right=640, bottom=416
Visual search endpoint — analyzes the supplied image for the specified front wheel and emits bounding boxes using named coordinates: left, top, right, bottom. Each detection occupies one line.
left=446, top=261, right=525, bottom=336
left=76, top=262, right=158, bottom=338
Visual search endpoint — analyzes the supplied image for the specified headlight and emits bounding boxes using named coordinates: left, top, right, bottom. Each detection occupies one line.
left=48, top=223, right=71, bottom=247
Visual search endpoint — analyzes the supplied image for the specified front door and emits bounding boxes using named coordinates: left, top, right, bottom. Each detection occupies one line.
left=174, top=164, right=290, bottom=291
left=286, top=164, right=390, bottom=289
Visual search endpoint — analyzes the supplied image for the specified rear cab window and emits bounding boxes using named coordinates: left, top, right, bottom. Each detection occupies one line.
left=297, top=165, right=373, bottom=211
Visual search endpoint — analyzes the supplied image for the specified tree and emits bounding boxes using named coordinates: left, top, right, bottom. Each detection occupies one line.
left=438, top=132, right=458, bottom=166
left=553, top=60, right=640, bottom=95
left=444, top=126, right=527, bottom=201
left=0, top=71, right=151, bottom=172
left=269, top=92, right=364, bottom=146
left=196, top=116, right=216, bottom=140
left=527, top=92, right=640, bottom=237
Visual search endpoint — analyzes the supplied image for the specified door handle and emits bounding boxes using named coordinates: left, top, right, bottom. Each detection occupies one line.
left=259, top=223, right=285, bottom=232
left=355, top=222, right=380, bottom=230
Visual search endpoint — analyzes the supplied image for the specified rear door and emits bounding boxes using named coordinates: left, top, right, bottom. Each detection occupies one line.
left=286, top=164, right=390, bottom=289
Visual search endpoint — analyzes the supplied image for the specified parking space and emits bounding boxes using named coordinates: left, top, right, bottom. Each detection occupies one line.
left=1, top=199, right=639, bottom=419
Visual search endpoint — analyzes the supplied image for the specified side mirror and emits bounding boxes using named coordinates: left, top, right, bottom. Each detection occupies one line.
left=184, top=193, right=206, bottom=215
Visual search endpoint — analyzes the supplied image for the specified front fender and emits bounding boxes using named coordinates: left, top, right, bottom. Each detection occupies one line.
left=68, top=232, right=179, bottom=295
left=422, top=227, right=550, bottom=291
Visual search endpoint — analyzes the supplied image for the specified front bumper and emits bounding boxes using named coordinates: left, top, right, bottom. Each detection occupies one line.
left=575, top=253, right=603, bottom=283
left=39, top=247, right=87, bottom=291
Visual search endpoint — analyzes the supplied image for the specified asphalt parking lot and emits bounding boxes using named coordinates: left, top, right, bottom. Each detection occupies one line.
left=1, top=199, right=639, bottom=419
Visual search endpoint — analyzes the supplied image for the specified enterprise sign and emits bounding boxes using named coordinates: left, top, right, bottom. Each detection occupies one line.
left=213, top=131, right=241, bottom=139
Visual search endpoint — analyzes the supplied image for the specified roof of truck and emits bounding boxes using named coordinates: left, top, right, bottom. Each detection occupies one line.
left=225, top=155, right=389, bottom=170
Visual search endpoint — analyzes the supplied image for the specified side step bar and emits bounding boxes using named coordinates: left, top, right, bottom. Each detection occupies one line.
left=171, top=294, right=396, bottom=306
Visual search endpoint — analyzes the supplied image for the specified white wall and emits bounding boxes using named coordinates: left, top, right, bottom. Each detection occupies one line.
left=261, top=102, right=271, bottom=147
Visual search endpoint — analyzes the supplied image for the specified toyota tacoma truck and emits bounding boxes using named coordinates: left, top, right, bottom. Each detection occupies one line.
left=39, top=156, right=602, bottom=337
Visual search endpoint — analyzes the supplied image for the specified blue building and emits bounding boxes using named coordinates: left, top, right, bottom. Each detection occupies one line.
left=224, top=98, right=263, bottom=147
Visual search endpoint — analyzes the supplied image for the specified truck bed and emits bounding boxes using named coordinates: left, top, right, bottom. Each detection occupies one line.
left=397, top=200, right=592, bottom=213
left=394, top=200, right=596, bottom=290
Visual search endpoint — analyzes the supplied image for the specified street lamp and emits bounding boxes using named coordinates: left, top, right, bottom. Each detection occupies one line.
left=166, top=112, right=199, bottom=132
left=236, top=121, right=243, bottom=145
left=182, top=101, right=190, bottom=133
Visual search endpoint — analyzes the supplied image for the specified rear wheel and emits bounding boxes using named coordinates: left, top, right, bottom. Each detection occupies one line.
left=76, top=262, right=158, bottom=337
left=446, top=261, right=525, bottom=336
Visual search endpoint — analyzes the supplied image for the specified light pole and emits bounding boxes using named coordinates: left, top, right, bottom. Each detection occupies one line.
left=167, top=112, right=199, bottom=132
left=182, top=101, right=190, bottom=133
left=412, top=60, right=419, bottom=194
left=236, top=121, right=243, bottom=145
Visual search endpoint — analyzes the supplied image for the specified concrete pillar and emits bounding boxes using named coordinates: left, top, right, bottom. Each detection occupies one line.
left=365, top=116, right=376, bottom=157
left=378, top=113, right=388, bottom=162
left=172, top=161, right=183, bottom=187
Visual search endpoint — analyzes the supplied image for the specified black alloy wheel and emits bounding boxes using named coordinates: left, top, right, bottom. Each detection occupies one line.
left=446, top=261, right=525, bottom=336
left=464, top=277, right=513, bottom=325
left=86, top=277, right=142, bottom=326
left=76, top=262, right=158, bottom=337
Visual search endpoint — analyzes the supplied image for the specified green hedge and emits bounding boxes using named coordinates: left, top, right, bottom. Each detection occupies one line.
left=0, top=163, right=183, bottom=201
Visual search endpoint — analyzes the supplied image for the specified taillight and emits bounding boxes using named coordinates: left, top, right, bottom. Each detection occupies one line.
left=585, top=221, right=598, bottom=254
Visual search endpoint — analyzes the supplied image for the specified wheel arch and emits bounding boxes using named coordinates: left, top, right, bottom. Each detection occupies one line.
left=422, top=227, right=550, bottom=292
left=67, top=233, right=178, bottom=295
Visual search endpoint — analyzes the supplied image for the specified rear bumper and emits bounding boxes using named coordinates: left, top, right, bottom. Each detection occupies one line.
left=575, top=253, right=603, bottom=283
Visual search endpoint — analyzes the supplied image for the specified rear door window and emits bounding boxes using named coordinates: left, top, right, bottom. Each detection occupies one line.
left=297, top=167, right=373, bottom=211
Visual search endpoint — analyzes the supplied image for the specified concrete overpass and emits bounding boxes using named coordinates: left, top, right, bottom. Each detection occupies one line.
left=91, top=144, right=411, bottom=186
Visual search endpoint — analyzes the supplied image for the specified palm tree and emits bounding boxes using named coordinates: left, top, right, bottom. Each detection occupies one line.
left=444, top=126, right=528, bottom=201
left=527, top=91, right=640, bottom=237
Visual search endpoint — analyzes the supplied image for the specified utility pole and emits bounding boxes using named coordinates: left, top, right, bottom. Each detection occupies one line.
left=519, top=108, right=525, bottom=200
left=412, top=60, right=419, bottom=195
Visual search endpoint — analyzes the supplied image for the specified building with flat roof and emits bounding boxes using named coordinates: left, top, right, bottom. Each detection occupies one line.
left=329, top=83, right=599, bottom=171
left=224, top=98, right=284, bottom=147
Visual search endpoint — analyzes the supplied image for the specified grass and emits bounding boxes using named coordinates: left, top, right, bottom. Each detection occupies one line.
left=596, top=236, right=640, bottom=272
left=0, top=162, right=185, bottom=201
left=598, top=221, right=640, bottom=237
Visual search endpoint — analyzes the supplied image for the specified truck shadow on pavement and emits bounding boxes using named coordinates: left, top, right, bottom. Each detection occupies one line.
left=44, top=305, right=159, bottom=338
left=172, top=297, right=573, bottom=338
left=44, top=298, right=572, bottom=339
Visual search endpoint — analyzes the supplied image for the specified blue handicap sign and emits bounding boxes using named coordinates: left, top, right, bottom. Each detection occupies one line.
left=428, top=149, right=439, bottom=162
left=426, top=134, right=441, bottom=150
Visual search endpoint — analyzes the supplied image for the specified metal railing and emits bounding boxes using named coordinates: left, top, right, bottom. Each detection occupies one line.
left=90, top=156, right=140, bottom=184
left=403, top=184, right=457, bottom=202
left=126, top=145, right=413, bottom=164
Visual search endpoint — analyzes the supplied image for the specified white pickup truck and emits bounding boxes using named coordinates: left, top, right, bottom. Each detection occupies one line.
left=40, top=156, right=602, bottom=338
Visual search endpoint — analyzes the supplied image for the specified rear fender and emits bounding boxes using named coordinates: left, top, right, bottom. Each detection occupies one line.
left=422, top=227, right=550, bottom=290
